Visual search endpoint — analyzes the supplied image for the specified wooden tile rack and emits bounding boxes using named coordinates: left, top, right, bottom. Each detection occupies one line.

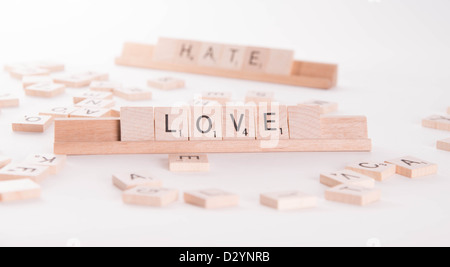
left=115, top=39, right=338, bottom=89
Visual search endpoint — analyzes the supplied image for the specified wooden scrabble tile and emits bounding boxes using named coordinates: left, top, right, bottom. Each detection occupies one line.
left=346, top=162, right=396, bottom=181
left=69, top=108, right=111, bottom=118
left=184, top=189, right=239, bottom=209
left=10, top=67, right=50, bottom=79
left=386, top=156, right=438, bottom=178
left=169, top=154, right=209, bottom=172
left=75, top=98, right=115, bottom=109
left=32, top=61, right=65, bottom=72
left=24, top=154, right=66, bottom=175
left=154, top=106, right=190, bottom=141
left=223, top=104, right=256, bottom=140
left=123, top=187, right=178, bottom=207
left=121, top=107, right=155, bottom=141
left=422, top=115, right=450, bottom=131
left=242, top=47, right=270, bottom=73
left=0, top=156, right=12, bottom=169
left=245, top=91, right=275, bottom=104
left=5, top=62, right=64, bottom=73
left=0, top=94, right=19, bottom=108
left=325, top=184, right=381, bottom=206
left=219, top=45, right=246, bottom=70
left=320, top=170, right=375, bottom=188
left=4, top=62, right=35, bottom=72
left=154, top=38, right=202, bottom=65
left=25, top=83, right=66, bottom=98
left=257, top=104, right=289, bottom=140
left=54, top=71, right=108, bottom=88
left=0, top=179, right=41, bottom=202
left=321, top=116, right=368, bottom=139
left=22, top=76, right=53, bottom=88
left=0, top=164, right=50, bottom=183
left=114, top=87, right=152, bottom=101
left=265, top=49, right=294, bottom=76
left=287, top=104, right=322, bottom=139
left=153, top=37, right=181, bottom=63
left=302, top=100, right=338, bottom=114
left=148, top=77, right=185, bottom=90
left=113, top=171, right=162, bottom=191
left=73, top=91, right=114, bottom=104
left=90, top=81, right=122, bottom=92
left=260, top=191, right=317, bottom=211
left=173, top=39, right=202, bottom=65
left=39, top=107, right=78, bottom=118
left=437, top=138, right=450, bottom=152
left=197, top=43, right=224, bottom=67
left=191, top=98, right=221, bottom=107
left=190, top=105, right=223, bottom=141
left=12, top=115, right=53, bottom=133
left=202, top=92, right=232, bottom=105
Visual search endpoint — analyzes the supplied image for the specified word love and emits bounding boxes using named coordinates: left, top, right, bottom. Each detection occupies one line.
left=119, top=103, right=368, bottom=142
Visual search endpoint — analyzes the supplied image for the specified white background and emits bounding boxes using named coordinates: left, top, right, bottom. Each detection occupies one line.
left=0, top=0, right=449, bottom=247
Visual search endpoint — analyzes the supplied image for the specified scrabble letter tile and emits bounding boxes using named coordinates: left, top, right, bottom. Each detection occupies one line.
left=265, top=49, right=294, bottom=76
left=25, top=83, right=66, bottom=98
left=0, top=179, right=41, bottom=202
left=197, top=43, right=224, bottom=68
left=219, top=45, right=246, bottom=70
left=114, top=87, right=152, bottom=101
left=154, top=106, right=189, bottom=141
left=437, top=138, right=450, bottom=152
left=22, top=75, right=53, bottom=88
left=120, top=107, right=155, bottom=141
left=184, top=189, right=239, bottom=209
left=148, top=77, right=185, bottom=90
left=302, top=100, right=338, bottom=114
left=325, top=184, right=381, bottom=206
left=69, top=108, right=111, bottom=118
left=39, top=107, right=78, bottom=118
left=90, top=81, right=122, bottom=92
left=73, top=91, right=113, bottom=104
left=10, top=67, right=50, bottom=79
left=169, top=154, right=209, bottom=172
left=242, top=47, right=270, bottom=73
left=75, top=99, right=115, bottom=109
left=123, top=187, right=178, bottom=207
left=385, top=156, right=438, bottom=178
left=245, top=91, right=275, bottom=104
left=0, top=94, right=20, bottom=108
left=422, top=115, right=450, bottom=131
left=54, top=71, right=108, bottom=88
left=257, top=103, right=289, bottom=140
left=223, top=104, right=256, bottom=140
left=24, top=154, right=67, bottom=175
left=113, top=171, right=162, bottom=191
left=12, top=115, right=53, bottom=133
left=288, top=104, right=322, bottom=139
left=201, top=92, right=231, bottom=105
left=346, top=162, right=396, bottom=181
left=320, top=170, right=375, bottom=188
left=260, top=191, right=317, bottom=211
left=0, top=164, right=50, bottom=183
left=153, top=37, right=180, bottom=63
left=190, top=105, right=223, bottom=141
left=174, top=39, right=202, bottom=65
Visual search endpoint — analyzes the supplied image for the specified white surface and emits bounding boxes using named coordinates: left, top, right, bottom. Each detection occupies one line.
left=0, top=179, right=40, bottom=194
left=0, top=0, right=449, bottom=247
